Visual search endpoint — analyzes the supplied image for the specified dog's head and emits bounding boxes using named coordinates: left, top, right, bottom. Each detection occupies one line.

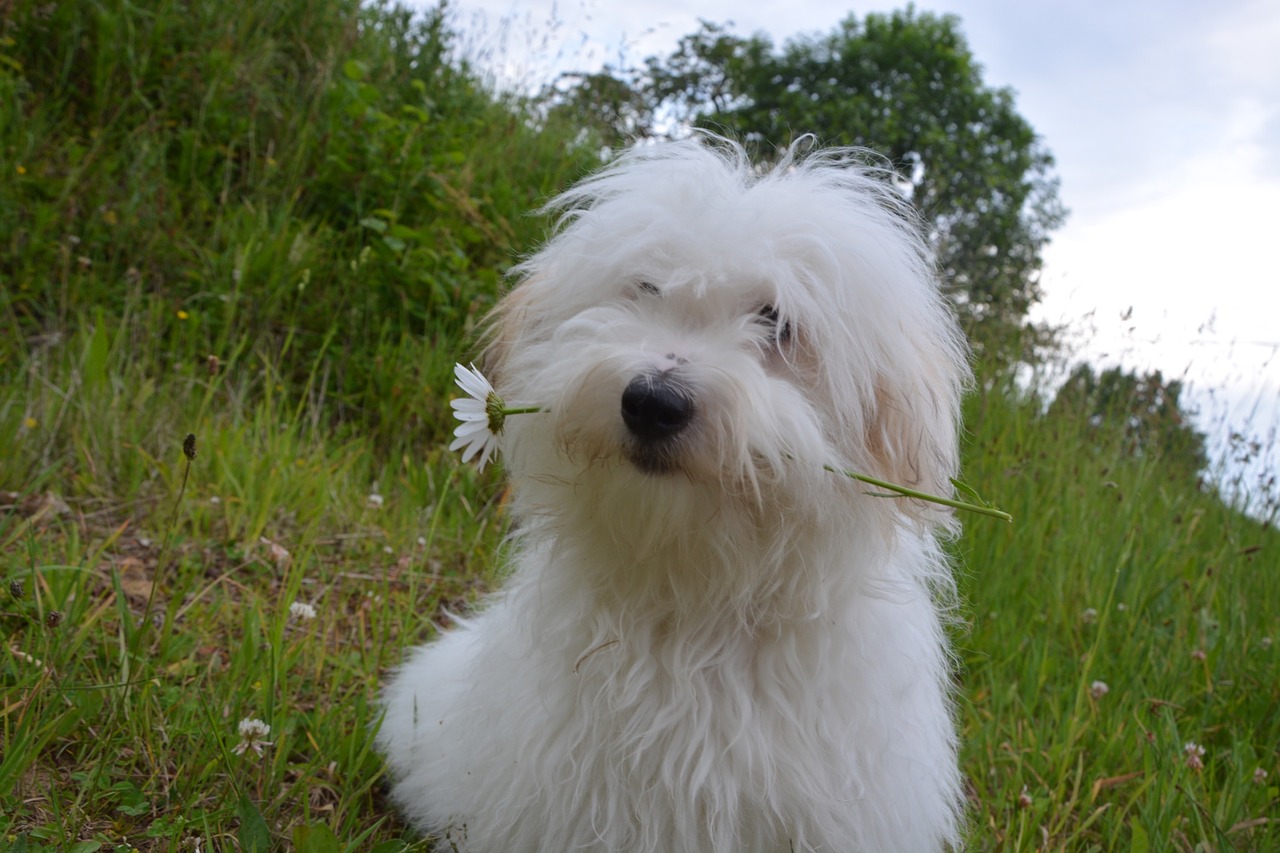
left=483, top=137, right=970, bottom=548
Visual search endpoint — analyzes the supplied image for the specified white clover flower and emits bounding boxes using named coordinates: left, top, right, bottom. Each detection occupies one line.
left=233, top=717, right=274, bottom=757
left=1253, top=767, right=1268, bottom=785
left=449, top=363, right=503, bottom=471
left=367, top=491, right=384, bottom=509
left=238, top=717, right=270, bottom=739
left=289, top=601, right=317, bottom=621
left=1081, top=607, right=1098, bottom=624
left=1089, top=680, right=1109, bottom=699
left=1183, top=741, right=1206, bottom=772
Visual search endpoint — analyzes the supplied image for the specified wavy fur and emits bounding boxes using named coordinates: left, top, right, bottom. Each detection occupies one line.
left=377, top=136, right=972, bottom=852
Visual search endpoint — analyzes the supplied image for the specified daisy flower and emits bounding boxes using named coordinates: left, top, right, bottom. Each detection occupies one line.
left=449, top=364, right=540, bottom=471
left=449, top=363, right=502, bottom=471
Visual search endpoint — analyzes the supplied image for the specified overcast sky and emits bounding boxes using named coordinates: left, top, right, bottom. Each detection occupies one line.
left=444, top=0, right=1280, bottom=493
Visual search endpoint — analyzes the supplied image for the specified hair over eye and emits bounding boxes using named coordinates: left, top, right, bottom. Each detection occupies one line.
left=757, top=304, right=792, bottom=344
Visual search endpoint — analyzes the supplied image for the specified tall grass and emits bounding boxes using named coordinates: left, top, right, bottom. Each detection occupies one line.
left=958, top=368, right=1278, bottom=850
left=1, top=0, right=1276, bottom=850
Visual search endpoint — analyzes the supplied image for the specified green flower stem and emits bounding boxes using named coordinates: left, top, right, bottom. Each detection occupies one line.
left=478, top=399, right=1010, bottom=523
left=826, top=466, right=1013, bottom=522
left=486, top=402, right=545, bottom=435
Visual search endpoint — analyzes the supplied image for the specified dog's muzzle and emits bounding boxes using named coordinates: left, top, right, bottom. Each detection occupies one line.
left=621, top=372, right=695, bottom=473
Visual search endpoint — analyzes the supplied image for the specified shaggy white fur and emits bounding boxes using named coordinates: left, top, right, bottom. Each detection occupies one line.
left=377, top=136, right=972, bottom=852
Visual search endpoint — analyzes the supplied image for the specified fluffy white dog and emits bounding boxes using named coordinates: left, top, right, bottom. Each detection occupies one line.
left=378, top=136, right=971, bottom=852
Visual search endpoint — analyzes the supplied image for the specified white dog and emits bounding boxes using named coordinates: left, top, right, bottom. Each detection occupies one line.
left=378, top=137, right=971, bottom=852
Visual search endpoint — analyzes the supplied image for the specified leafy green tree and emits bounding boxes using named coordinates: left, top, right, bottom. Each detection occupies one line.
left=1048, top=364, right=1209, bottom=482
left=552, top=9, right=1067, bottom=357
left=541, top=68, right=655, bottom=152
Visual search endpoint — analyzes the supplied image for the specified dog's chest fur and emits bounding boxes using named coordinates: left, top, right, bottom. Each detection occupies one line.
left=438, top=535, right=953, bottom=852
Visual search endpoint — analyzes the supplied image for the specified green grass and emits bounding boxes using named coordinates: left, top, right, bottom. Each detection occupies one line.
left=1, top=0, right=1277, bottom=850
left=1, top=318, right=504, bottom=851
left=956, top=374, right=1279, bottom=850
left=4, top=323, right=1276, bottom=852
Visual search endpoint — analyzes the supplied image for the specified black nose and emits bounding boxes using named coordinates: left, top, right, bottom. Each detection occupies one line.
left=621, top=374, right=695, bottom=443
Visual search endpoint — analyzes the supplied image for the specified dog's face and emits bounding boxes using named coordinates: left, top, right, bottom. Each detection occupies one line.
left=485, top=140, right=969, bottom=547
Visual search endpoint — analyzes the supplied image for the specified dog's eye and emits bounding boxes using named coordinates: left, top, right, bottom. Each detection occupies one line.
left=636, top=281, right=660, bottom=296
left=757, top=304, right=792, bottom=345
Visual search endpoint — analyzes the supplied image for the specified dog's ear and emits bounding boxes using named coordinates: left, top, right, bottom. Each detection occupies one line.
left=866, top=335, right=968, bottom=528
left=479, top=276, right=542, bottom=390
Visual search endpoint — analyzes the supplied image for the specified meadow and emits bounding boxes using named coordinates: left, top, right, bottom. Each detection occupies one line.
left=1, top=1, right=1276, bottom=850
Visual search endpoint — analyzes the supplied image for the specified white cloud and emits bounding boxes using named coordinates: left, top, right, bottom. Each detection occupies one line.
left=1039, top=93, right=1280, bottom=380
left=1206, top=0, right=1280, bottom=84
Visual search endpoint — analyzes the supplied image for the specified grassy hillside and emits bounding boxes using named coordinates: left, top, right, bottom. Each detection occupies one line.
left=2, top=1, right=1277, bottom=851
left=957, top=373, right=1278, bottom=850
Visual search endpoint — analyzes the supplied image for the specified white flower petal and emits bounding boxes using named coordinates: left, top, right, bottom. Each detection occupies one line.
left=472, top=442, right=496, bottom=471
left=454, top=423, right=488, bottom=439
left=451, top=427, right=498, bottom=468
left=453, top=362, right=493, bottom=400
